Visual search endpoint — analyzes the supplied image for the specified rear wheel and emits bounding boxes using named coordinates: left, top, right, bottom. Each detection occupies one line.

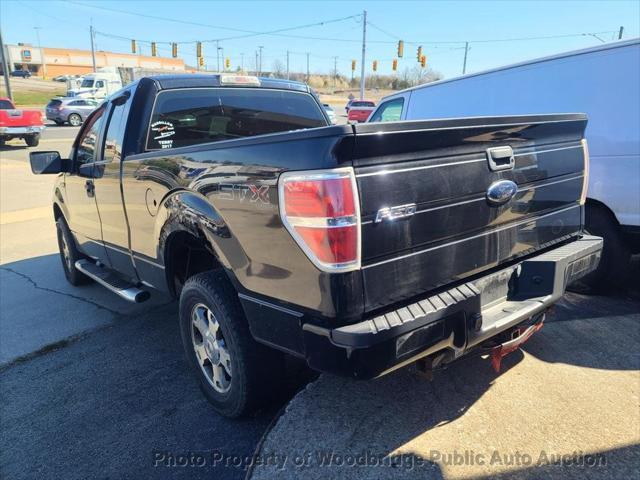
left=580, top=203, right=631, bottom=292
left=179, top=270, right=284, bottom=418
left=68, top=113, right=82, bottom=127
left=25, top=134, right=40, bottom=147
left=56, top=217, right=91, bottom=286
left=54, top=120, right=64, bottom=126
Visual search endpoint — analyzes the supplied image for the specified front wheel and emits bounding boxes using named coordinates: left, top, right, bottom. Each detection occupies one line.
left=179, top=271, right=284, bottom=418
left=56, top=217, right=91, bottom=286
left=25, top=134, right=40, bottom=147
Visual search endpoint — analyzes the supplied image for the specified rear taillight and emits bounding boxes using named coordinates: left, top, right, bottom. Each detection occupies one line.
left=580, top=139, right=590, bottom=206
left=279, top=168, right=361, bottom=272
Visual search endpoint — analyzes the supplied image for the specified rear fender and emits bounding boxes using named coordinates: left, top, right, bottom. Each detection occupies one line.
left=155, top=190, right=250, bottom=275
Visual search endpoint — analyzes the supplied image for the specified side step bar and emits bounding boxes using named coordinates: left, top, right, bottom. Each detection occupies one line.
left=75, top=259, right=150, bottom=303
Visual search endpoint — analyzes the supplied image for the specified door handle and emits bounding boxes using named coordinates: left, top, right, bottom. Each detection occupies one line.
left=85, top=179, right=95, bottom=197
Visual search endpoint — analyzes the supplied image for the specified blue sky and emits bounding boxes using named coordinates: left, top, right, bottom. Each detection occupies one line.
left=2, top=0, right=639, bottom=78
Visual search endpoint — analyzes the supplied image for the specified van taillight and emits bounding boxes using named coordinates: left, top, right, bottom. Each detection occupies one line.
left=580, top=139, right=590, bottom=206
left=279, top=168, right=361, bottom=272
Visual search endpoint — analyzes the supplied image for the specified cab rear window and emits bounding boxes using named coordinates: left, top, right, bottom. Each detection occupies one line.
left=146, top=88, right=327, bottom=150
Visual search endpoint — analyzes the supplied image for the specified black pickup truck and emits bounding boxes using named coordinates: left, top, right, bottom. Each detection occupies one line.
left=30, top=74, right=602, bottom=417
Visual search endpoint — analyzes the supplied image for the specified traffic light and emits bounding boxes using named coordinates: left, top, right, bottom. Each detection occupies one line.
left=131, top=40, right=136, bottom=54
left=372, top=60, right=378, bottom=72
left=172, top=43, right=178, bottom=58
left=197, top=42, right=202, bottom=58
left=225, top=57, right=230, bottom=69
left=199, top=56, right=204, bottom=67
left=151, top=42, right=157, bottom=57
left=397, top=40, right=404, bottom=58
left=417, top=46, right=422, bottom=61
left=420, top=55, right=426, bottom=68
left=351, top=59, right=356, bottom=71
left=392, top=58, right=398, bottom=71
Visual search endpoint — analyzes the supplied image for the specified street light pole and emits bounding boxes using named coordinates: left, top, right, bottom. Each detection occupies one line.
left=241, top=53, right=244, bottom=72
left=462, top=41, right=469, bottom=75
left=34, top=27, right=47, bottom=79
left=0, top=27, right=13, bottom=101
left=258, top=46, right=263, bottom=76
left=90, top=23, right=97, bottom=72
left=359, top=10, right=366, bottom=100
left=286, top=50, right=289, bottom=80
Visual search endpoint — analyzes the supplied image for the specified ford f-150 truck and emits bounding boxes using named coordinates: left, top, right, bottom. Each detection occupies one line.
left=0, top=97, right=45, bottom=147
left=30, top=74, right=602, bottom=418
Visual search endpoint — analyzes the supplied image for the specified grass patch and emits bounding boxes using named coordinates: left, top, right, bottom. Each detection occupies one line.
left=0, top=87, right=66, bottom=107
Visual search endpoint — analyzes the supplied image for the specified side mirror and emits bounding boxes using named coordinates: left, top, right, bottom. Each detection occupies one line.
left=29, top=151, right=71, bottom=174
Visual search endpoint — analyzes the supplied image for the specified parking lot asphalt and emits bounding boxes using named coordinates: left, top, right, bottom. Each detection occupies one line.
left=251, top=291, right=640, bottom=480
left=0, top=128, right=312, bottom=480
left=1, top=125, right=639, bottom=480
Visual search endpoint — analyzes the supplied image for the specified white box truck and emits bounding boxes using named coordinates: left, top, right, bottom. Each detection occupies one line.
left=369, top=39, right=640, bottom=290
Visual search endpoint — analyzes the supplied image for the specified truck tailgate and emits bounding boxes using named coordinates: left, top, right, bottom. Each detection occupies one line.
left=352, top=114, right=587, bottom=312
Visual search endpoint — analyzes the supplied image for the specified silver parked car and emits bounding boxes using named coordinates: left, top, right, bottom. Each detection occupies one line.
left=46, top=97, right=99, bottom=126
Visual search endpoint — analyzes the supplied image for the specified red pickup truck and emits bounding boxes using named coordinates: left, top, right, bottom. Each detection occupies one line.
left=0, top=97, right=45, bottom=147
left=347, top=100, right=376, bottom=123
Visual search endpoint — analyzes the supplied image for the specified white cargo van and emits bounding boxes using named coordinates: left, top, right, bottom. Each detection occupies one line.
left=369, top=39, right=640, bottom=289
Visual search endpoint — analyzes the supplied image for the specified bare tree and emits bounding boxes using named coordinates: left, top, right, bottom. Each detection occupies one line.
left=271, top=59, right=285, bottom=78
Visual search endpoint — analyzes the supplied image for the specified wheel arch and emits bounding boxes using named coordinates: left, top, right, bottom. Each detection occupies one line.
left=156, top=190, right=246, bottom=298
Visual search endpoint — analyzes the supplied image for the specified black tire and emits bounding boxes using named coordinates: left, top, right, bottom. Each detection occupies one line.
left=0, top=138, right=5, bottom=147
left=54, top=120, right=64, bottom=126
left=25, top=134, right=40, bottom=147
left=179, top=270, right=284, bottom=418
left=68, top=113, right=82, bottom=127
left=580, top=203, right=631, bottom=292
left=56, top=217, right=91, bottom=286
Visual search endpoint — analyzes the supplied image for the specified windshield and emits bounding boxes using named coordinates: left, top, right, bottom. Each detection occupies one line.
left=80, top=79, right=95, bottom=88
left=352, top=101, right=375, bottom=107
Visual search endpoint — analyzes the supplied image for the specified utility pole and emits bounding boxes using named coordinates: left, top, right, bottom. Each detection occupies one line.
left=258, top=46, right=264, bottom=76
left=618, top=26, right=624, bottom=40
left=333, top=56, right=338, bottom=90
left=306, top=52, right=310, bottom=82
left=34, top=27, right=47, bottom=79
left=216, top=41, right=220, bottom=72
left=359, top=10, right=366, bottom=100
left=241, top=53, right=244, bottom=72
left=90, top=22, right=97, bottom=72
left=462, top=41, right=469, bottom=75
left=219, top=46, right=224, bottom=71
left=255, top=51, right=259, bottom=75
left=0, top=27, right=13, bottom=101
left=286, top=50, right=290, bottom=80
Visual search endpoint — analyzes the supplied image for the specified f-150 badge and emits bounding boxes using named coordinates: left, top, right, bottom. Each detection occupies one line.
left=375, top=203, right=417, bottom=223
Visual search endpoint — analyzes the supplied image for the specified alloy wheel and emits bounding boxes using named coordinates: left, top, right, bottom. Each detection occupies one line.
left=191, top=303, right=232, bottom=393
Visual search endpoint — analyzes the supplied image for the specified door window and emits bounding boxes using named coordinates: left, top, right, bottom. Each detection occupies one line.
left=369, top=98, right=404, bottom=123
left=95, top=80, right=105, bottom=89
left=102, top=99, right=129, bottom=163
left=75, top=106, right=106, bottom=164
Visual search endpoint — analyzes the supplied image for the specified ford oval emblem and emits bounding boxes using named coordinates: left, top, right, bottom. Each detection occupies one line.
left=486, top=180, right=518, bottom=205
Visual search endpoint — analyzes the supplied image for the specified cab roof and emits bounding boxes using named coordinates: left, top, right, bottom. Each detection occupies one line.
left=145, top=74, right=312, bottom=93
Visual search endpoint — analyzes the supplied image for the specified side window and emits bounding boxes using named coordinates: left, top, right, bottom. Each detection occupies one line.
left=369, top=98, right=404, bottom=123
left=75, top=106, right=106, bottom=164
left=102, top=99, right=129, bottom=163
left=95, top=80, right=105, bottom=88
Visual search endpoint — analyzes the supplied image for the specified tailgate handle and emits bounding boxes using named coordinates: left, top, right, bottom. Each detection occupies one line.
left=486, top=146, right=515, bottom=171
